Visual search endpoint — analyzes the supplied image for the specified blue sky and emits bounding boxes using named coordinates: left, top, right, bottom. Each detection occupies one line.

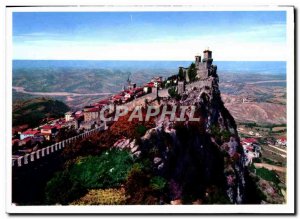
left=13, top=11, right=287, bottom=61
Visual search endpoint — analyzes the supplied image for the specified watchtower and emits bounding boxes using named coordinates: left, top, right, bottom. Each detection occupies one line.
left=203, top=49, right=213, bottom=69
left=195, top=55, right=201, bottom=69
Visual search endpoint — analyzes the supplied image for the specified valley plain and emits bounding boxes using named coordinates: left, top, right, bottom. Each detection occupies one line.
left=13, top=60, right=286, bottom=125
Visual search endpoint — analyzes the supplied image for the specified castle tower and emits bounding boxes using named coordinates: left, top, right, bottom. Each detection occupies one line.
left=195, top=55, right=201, bottom=69
left=203, top=49, right=213, bottom=69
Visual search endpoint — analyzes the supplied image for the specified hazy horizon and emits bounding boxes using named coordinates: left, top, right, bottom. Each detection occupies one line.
left=13, top=60, right=286, bottom=76
left=13, top=11, right=286, bottom=61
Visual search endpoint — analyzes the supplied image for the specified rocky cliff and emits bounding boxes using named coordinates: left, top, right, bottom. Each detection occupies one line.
left=114, top=74, right=253, bottom=204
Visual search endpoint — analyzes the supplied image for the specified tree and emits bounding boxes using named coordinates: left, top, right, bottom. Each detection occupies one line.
left=188, top=63, right=197, bottom=82
left=45, top=171, right=86, bottom=205
left=178, top=68, right=184, bottom=81
left=168, top=87, right=181, bottom=100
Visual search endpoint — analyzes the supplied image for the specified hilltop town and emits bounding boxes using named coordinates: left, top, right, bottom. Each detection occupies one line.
left=12, top=49, right=286, bottom=205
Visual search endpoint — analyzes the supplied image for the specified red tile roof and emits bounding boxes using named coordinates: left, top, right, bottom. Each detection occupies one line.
left=145, top=82, right=155, bottom=88
left=134, top=87, right=143, bottom=92
left=246, top=146, right=254, bottom=152
left=55, top=124, right=62, bottom=129
left=86, top=107, right=99, bottom=112
left=41, top=125, right=55, bottom=130
left=278, top=137, right=286, bottom=142
left=98, top=99, right=110, bottom=104
left=125, top=90, right=134, bottom=95
left=113, top=95, right=123, bottom=100
left=243, top=138, right=257, bottom=144
left=22, top=129, right=40, bottom=135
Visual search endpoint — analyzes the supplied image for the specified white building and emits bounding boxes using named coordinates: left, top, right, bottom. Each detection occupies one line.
left=65, top=111, right=74, bottom=122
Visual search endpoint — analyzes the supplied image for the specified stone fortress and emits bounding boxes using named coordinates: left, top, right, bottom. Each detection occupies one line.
left=179, top=49, right=217, bottom=82
left=177, top=49, right=219, bottom=98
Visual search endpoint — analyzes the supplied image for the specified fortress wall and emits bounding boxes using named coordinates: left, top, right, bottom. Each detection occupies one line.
left=12, top=124, right=106, bottom=167
left=187, top=79, right=213, bottom=90
left=197, top=63, right=209, bottom=79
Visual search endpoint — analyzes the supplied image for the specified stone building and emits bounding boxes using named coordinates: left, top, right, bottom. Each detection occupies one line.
left=65, top=111, right=74, bottom=122
left=180, top=49, right=217, bottom=81
left=83, top=106, right=100, bottom=122
left=41, top=125, right=57, bottom=141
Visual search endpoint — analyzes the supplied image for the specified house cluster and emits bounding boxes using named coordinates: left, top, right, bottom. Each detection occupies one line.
left=12, top=118, right=70, bottom=152
left=241, top=138, right=261, bottom=166
left=78, top=76, right=163, bottom=129
left=12, top=75, right=166, bottom=153
left=276, top=137, right=286, bottom=146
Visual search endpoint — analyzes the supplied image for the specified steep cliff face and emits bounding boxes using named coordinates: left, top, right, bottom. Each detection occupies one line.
left=135, top=75, right=248, bottom=204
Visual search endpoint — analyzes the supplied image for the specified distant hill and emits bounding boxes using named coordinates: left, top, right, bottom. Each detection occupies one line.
left=13, top=97, right=70, bottom=128
left=12, top=60, right=287, bottom=123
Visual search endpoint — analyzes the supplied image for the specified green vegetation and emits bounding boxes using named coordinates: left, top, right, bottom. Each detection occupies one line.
left=45, top=171, right=86, bottom=205
left=69, top=149, right=134, bottom=189
left=45, top=149, right=134, bottom=204
left=211, top=125, right=232, bottom=143
left=135, top=125, right=148, bottom=137
left=255, top=167, right=281, bottom=184
left=13, top=97, right=69, bottom=128
left=124, top=163, right=164, bottom=204
left=188, top=63, right=197, bottom=82
left=150, top=176, right=167, bottom=191
left=178, top=68, right=184, bottom=80
left=240, top=122, right=286, bottom=130
left=241, top=122, right=257, bottom=128
left=262, top=157, right=284, bottom=166
left=253, top=158, right=262, bottom=163
left=205, top=186, right=231, bottom=204
left=168, top=87, right=181, bottom=100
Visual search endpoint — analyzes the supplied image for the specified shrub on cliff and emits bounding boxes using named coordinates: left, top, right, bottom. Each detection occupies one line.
left=168, top=87, right=181, bottom=100
left=124, top=164, right=157, bottom=204
left=45, top=149, right=134, bottom=204
left=45, top=171, right=86, bottom=205
left=178, top=67, right=184, bottom=80
left=68, top=149, right=134, bottom=189
left=124, top=163, right=168, bottom=204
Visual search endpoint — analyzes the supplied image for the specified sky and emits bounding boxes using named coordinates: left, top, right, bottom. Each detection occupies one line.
left=13, top=11, right=287, bottom=61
